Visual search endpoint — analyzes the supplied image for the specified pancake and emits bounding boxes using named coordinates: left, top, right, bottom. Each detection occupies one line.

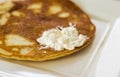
left=0, top=0, right=96, bottom=61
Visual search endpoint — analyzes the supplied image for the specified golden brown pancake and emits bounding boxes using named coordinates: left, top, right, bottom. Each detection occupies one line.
left=0, top=0, right=95, bottom=61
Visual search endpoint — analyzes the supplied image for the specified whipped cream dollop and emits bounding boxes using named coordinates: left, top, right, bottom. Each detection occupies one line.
left=36, top=23, right=88, bottom=51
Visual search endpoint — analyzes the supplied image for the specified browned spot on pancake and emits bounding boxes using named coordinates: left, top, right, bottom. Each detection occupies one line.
left=27, top=2, right=42, bottom=13
left=58, top=12, right=70, bottom=18
left=12, top=48, right=19, bottom=51
left=11, top=11, right=25, bottom=17
left=90, top=25, right=95, bottom=31
left=0, top=41, right=3, bottom=44
left=5, top=34, right=34, bottom=46
left=28, top=3, right=42, bottom=9
left=49, top=5, right=62, bottom=14
left=0, top=0, right=14, bottom=14
left=20, top=47, right=33, bottom=55
left=0, top=48, right=12, bottom=55
left=0, top=13, right=11, bottom=26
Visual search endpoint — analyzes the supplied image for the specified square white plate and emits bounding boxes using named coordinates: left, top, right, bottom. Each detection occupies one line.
left=0, top=19, right=110, bottom=77
left=0, top=0, right=116, bottom=77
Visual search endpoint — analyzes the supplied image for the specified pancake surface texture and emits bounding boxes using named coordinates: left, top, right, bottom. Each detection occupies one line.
left=0, top=0, right=95, bottom=61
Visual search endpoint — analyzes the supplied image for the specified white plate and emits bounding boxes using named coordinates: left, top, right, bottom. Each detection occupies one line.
left=0, top=0, right=116, bottom=77
left=0, top=20, right=110, bottom=77
left=73, top=0, right=120, bottom=22
left=93, top=17, right=120, bottom=77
